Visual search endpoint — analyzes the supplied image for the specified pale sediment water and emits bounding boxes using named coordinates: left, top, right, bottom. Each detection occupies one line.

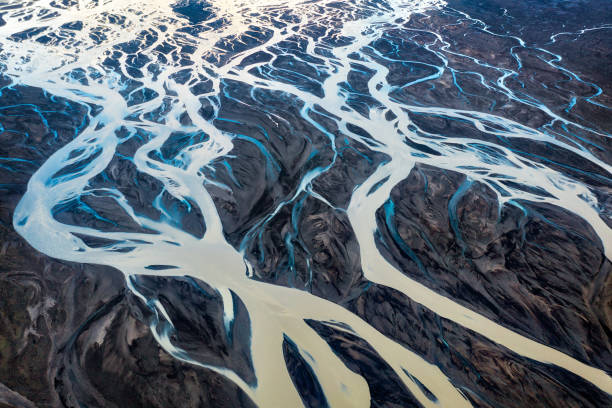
left=0, top=0, right=611, bottom=406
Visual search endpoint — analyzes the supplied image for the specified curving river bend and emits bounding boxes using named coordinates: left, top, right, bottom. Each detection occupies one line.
left=0, top=0, right=611, bottom=406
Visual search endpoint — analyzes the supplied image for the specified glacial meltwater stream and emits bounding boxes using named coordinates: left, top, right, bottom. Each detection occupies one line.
left=1, top=0, right=611, bottom=406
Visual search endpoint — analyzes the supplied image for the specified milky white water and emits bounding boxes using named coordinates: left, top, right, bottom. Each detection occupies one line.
left=2, top=0, right=611, bottom=406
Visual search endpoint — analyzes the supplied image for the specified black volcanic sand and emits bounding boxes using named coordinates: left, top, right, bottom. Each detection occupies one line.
left=0, top=85, right=255, bottom=407
left=1, top=1, right=612, bottom=408
left=445, top=0, right=612, bottom=94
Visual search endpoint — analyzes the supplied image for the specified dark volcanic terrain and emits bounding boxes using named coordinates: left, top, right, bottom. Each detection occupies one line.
left=0, top=0, right=611, bottom=407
